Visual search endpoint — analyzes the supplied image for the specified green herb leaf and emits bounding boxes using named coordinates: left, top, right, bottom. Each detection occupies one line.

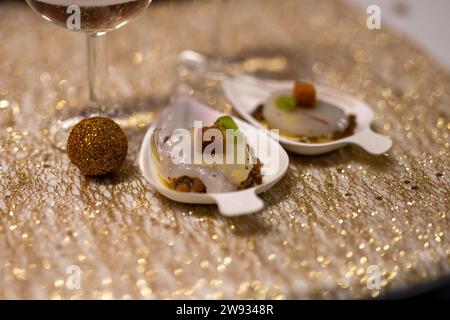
left=223, top=128, right=245, bottom=146
left=215, top=115, right=239, bottom=130
left=275, top=95, right=296, bottom=112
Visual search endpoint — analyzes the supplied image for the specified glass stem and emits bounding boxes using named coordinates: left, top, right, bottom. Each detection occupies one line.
left=87, top=32, right=107, bottom=116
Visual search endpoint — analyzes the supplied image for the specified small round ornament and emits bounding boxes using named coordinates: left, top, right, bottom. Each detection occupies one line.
left=67, top=117, right=128, bottom=176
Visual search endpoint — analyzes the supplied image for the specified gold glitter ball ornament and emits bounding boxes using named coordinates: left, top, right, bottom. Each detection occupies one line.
left=67, top=117, right=128, bottom=176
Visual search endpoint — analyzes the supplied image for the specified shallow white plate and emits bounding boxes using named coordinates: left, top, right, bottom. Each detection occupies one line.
left=139, top=97, right=289, bottom=217
left=222, top=75, right=392, bottom=155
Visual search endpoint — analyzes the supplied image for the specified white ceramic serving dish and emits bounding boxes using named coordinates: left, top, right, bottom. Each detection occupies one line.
left=139, top=97, right=289, bottom=217
left=222, top=75, right=392, bottom=155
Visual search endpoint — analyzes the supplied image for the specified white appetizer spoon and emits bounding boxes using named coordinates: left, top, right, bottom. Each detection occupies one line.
left=222, top=76, right=393, bottom=155
left=139, top=96, right=289, bottom=217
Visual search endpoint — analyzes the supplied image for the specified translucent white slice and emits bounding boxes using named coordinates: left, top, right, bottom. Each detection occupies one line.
left=158, top=129, right=255, bottom=193
left=263, top=93, right=348, bottom=137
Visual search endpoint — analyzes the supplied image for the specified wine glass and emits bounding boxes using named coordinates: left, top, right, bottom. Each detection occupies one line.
left=25, top=0, right=152, bottom=149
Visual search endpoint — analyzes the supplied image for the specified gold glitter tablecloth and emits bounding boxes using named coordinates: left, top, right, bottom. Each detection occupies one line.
left=0, top=0, right=449, bottom=299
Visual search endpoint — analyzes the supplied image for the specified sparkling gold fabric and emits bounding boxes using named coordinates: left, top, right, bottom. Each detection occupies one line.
left=0, top=0, right=449, bottom=299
